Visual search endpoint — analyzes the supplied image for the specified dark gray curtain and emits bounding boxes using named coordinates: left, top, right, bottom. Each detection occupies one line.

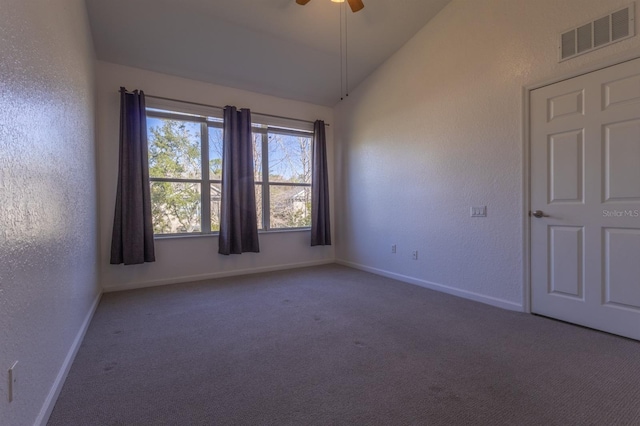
left=219, top=106, right=260, bottom=255
left=110, top=88, right=155, bottom=265
left=311, top=120, right=331, bottom=246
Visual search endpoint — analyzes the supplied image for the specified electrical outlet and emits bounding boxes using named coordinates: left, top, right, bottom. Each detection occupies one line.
left=412, top=250, right=418, bottom=260
left=8, top=361, right=17, bottom=402
left=471, top=206, right=487, bottom=217
left=391, top=244, right=396, bottom=254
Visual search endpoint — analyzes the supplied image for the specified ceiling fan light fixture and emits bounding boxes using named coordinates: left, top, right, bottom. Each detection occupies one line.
left=297, top=0, right=363, bottom=12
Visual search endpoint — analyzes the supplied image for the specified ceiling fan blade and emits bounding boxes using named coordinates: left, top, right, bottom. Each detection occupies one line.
left=347, top=0, right=364, bottom=12
left=296, top=0, right=311, bottom=5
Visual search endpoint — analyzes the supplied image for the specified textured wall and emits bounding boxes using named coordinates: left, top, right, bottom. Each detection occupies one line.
left=0, top=1, right=99, bottom=425
left=97, top=62, right=334, bottom=291
left=334, top=0, right=640, bottom=308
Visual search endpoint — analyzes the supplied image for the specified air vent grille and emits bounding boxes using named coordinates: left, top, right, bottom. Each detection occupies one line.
left=559, top=3, right=635, bottom=62
left=577, top=23, right=593, bottom=53
left=561, top=31, right=576, bottom=58
left=594, top=16, right=611, bottom=47
left=612, top=7, right=631, bottom=40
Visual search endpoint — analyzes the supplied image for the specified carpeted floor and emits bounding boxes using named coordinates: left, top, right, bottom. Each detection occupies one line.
left=48, top=264, right=640, bottom=425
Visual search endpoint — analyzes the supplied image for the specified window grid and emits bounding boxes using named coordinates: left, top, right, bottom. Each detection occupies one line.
left=147, top=109, right=312, bottom=236
left=261, top=128, right=313, bottom=231
left=147, top=110, right=223, bottom=236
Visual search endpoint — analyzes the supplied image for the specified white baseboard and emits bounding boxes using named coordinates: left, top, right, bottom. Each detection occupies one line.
left=103, top=259, right=336, bottom=293
left=336, top=260, right=523, bottom=312
left=35, top=291, right=102, bottom=426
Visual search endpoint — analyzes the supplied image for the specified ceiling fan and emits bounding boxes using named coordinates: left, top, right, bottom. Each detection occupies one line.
left=296, top=0, right=364, bottom=13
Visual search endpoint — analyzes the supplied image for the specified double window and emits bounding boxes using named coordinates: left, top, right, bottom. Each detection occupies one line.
left=147, top=106, right=312, bottom=236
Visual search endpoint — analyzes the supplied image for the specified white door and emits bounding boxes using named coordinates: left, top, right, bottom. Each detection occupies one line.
left=531, top=58, right=640, bottom=341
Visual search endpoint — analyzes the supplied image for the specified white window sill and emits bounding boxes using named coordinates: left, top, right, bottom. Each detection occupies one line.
left=154, top=227, right=311, bottom=240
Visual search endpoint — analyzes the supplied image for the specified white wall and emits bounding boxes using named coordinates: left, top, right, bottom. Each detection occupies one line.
left=334, top=0, right=640, bottom=310
left=97, top=62, right=335, bottom=291
left=0, top=1, right=99, bottom=425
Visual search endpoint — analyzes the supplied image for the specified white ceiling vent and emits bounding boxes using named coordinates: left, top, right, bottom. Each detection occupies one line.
left=559, top=3, right=635, bottom=61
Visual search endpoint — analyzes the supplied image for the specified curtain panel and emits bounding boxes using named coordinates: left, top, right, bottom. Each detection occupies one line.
left=218, top=106, right=260, bottom=255
left=311, top=120, right=331, bottom=246
left=110, top=88, right=156, bottom=265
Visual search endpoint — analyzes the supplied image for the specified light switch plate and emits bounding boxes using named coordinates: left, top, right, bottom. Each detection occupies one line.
left=471, top=206, right=487, bottom=217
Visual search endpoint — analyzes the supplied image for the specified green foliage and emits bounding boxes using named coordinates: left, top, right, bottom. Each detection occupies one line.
left=270, top=186, right=311, bottom=229
left=148, top=120, right=202, bottom=233
left=289, top=200, right=312, bottom=228
left=148, top=120, right=313, bottom=234
left=210, top=158, right=222, bottom=179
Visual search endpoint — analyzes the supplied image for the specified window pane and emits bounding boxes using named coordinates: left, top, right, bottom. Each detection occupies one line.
left=151, top=181, right=201, bottom=234
left=210, top=183, right=221, bottom=232
left=148, top=118, right=201, bottom=179
left=253, top=133, right=262, bottom=183
left=255, top=185, right=263, bottom=230
left=209, top=127, right=223, bottom=180
left=268, top=133, right=312, bottom=184
left=269, top=185, right=311, bottom=229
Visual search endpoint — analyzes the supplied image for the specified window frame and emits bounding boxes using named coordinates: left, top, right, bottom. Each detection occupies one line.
left=147, top=109, right=223, bottom=237
left=146, top=105, right=314, bottom=237
left=254, top=126, right=314, bottom=231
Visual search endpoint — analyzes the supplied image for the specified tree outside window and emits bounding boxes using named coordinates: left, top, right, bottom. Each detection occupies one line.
left=147, top=110, right=312, bottom=236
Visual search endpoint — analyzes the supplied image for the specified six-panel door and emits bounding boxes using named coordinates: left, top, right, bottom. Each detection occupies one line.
left=531, top=58, right=640, bottom=341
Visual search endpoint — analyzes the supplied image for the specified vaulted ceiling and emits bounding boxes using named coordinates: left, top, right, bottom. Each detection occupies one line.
left=85, top=0, right=451, bottom=106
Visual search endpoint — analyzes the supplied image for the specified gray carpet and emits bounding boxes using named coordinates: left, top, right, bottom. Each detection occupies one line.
left=48, top=264, right=640, bottom=425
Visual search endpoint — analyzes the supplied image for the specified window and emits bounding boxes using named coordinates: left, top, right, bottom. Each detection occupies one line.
left=147, top=109, right=223, bottom=235
left=253, top=126, right=313, bottom=230
left=147, top=105, right=312, bottom=236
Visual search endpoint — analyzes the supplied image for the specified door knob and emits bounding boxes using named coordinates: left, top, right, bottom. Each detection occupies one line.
left=531, top=210, right=549, bottom=218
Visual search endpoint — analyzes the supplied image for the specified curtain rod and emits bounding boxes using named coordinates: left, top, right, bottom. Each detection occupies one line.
left=121, top=89, right=329, bottom=127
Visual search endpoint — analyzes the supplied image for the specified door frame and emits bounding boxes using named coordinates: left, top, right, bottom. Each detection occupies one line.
left=522, top=49, right=640, bottom=314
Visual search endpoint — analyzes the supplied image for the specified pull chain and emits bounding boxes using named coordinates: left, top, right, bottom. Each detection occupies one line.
left=345, top=3, right=349, bottom=97
left=339, top=1, right=343, bottom=101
